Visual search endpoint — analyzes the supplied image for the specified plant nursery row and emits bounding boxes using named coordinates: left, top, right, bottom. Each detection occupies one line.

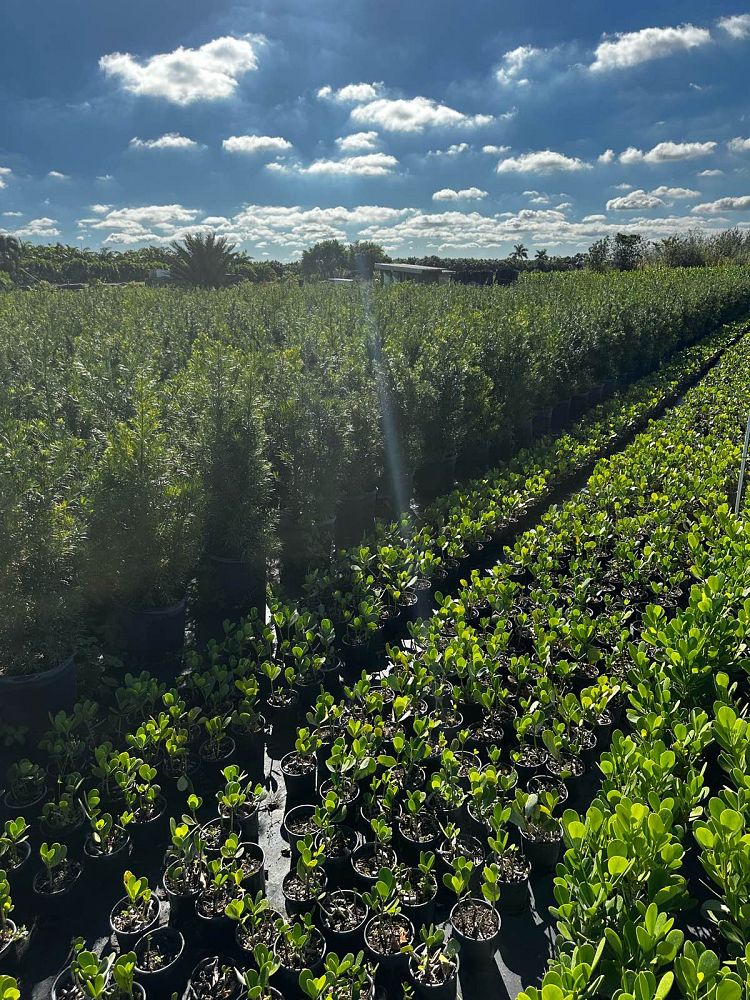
left=3, top=267, right=750, bottom=709
left=2, top=310, right=750, bottom=998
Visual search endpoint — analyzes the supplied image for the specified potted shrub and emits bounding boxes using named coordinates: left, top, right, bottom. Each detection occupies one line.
left=3, top=760, right=46, bottom=817
left=363, top=868, right=414, bottom=979
left=0, top=870, right=24, bottom=970
left=273, top=913, right=327, bottom=992
left=281, top=729, right=320, bottom=802
left=486, top=805, right=531, bottom=914
left=240, top=944, right=282, bottom=1000
left=299, top=950, right=377, bottom=1000
left=406, top=924, right=460, bottom=1000
left=134, top=926, right=185, bottom=995
left=0, top=819, right=31, bottom=908
left=0, top=421, right=82, bottom=734
left=185, top=955, right=242, bottom=1000
left=317, top=889, right=369, bottom=951
left=179, top=336, right=275, bottom=614
left=226, top=891, right=284, bottom=959
left=82, top=790, right=133, bottom=885
left=398, top=852, right=439, bottom=928
left=84, top=376, right=200, bottom=661
left=110, top=871, right=160, bottom=951
left=283, top=836, right=328, bottom=916
left=444, top=859, right=500, bottom=967
left=32, top=841, right=82, bottom=917
left=510, top=788, right=563, bottom=872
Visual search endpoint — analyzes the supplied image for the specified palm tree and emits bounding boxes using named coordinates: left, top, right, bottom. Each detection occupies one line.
left=169, top=232, right=240, bottom=289
left=510, top=243, right=528, bottom=263
left=534, top=249, right=549, bottom=271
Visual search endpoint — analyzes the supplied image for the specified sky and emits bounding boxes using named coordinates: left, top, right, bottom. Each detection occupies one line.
left=2, top=0, right=750, bottom=259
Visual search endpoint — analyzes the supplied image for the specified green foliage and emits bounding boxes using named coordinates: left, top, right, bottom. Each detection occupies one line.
left=169, top=232, right=240, bottom=289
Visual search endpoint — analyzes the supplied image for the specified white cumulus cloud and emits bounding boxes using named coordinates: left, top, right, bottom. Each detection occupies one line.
left=698, top=168, right=724, bottom=176
left=691, top=195, right=750, bottom=213
left=591, top=24, right=712, bottom=71
left=351, top=96, right=493, bottom=133
left=728, top=136, right=750, bottom=153
left=427, top=143, right=472, bottom=157
left=607, top=189, right=666, bottom=210
left=496, top=45, right=540, bottom=86
left=497, top=150, right=592, bottom=173
left=718, top=14, right=750, bottom=39
left=598, top=149, right=616, bottom=164
left=223, top=135, right=293, bottom=154
left=482, top=145, right=511, bottom=155
left=432, top=187, right=488, bottom=201
left=271, top=153, right=398, bottom=177
left=99, top=35, right=262, bottom=104
left=0, top=167, right=11, bottom=189
left=650, top=185, right=699, bottom=199
left=130, top=133, right=201, bottom=151
left=335, top=132, right=379, bottom=151
left=47, top=170, right=68, bottom=179
left=317, top=82, right=384, bottom=103
left=619, top=140, right=716, bottom=163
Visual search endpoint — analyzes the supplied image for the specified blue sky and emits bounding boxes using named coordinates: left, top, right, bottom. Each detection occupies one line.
left=2, top=0, right=750, bottom=258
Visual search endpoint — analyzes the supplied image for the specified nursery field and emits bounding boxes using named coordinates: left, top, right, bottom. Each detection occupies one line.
left=3, top=269, right=750, bottom=999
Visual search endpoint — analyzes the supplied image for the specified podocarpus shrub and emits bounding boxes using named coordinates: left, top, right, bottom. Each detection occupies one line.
left=84, top=374, right=201, bottom=613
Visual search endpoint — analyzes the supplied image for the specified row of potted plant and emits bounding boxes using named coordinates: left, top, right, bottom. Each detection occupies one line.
left=3, top=268, right=750, bottom=711
left=3, top=313, right=750, bottom=996
left=519, top=333, right=750, bottom=998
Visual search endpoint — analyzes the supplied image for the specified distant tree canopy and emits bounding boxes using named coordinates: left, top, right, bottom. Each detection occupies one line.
left=587, top=228, right=750, bottom=271
left=169, top=232, right=240, bottom=289
left=2, top=225, right=748, bottom=290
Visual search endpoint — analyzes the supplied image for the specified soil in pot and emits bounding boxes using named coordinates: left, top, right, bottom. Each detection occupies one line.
left=398, top=867, right=438, bottom=928
left=317, top=889, right=368, bottom=948
left=280, top=751, right=317, bottom=801
left=494, top=849, right=532, bottom=914
left=365, top=913, right=414, bottom=973
left=186, top=955, right=242, bottom=1000
left=110, top=893, right=160, bottom=949
left=282, top=805, right=318, bottom=855
left=235, top=907, right=284, bottom=955
left=135, top=927, right=185, bottom=989
left=274, top=925, right=326, bottom=979
left=282, top=868, right=328, bottom=916
left=352, top=843, right=397, bottom=886
left=450, top=898, right=500, bottom=958
left=32, top=860, right=82, bottom=916
left=408, top=944, right=459, bottom=1000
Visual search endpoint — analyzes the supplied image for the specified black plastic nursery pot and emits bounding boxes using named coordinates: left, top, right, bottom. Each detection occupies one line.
left=449, top=898, right=500, bottom=966
left=134, top=927, right=186, bottom=999
left=163, top=862, right=202, bottom=931
left=274, top=926, right=327, bottom=996
left=129, top=795, right=169, bottom=853
left=531, top=406, right=552, bottom=439
left=316, top=889, right=369, bottom=952
left=408, top=947, right=460, bottom=1000
left=364, top=913, right=414, bottom=982
left=185, top=955, right=243, bottom=1000
left=520, top=829, right=563, bottom=873
left=282, top=867, right=329, bottom=917
left=351, top=842, right=398, bottom=890
left=110, top=893, right=161, bottom=951
left=335, top=489, right=378, bottom=549
left=415, top=454, right=457, bottom=501
left=83, top=832, right=133, bottom=892
left=0, top=653, right=76, bottom=738
left=126, top=596, right=187, bottom=662
left=282, top=804, right=318, bottom=857
left=31, top=861, right=83, bottom=919
left=52, top=968, right=147, bottom=1000
left=204, top=552, right=266, bottom=616
left=0, top=919, right=20, bottom=972
left=281, top=752, right=318, bottom=802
